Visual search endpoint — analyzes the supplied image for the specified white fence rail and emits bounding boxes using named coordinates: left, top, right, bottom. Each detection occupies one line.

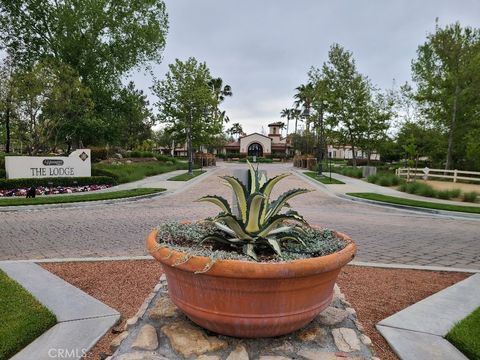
left=396, top=168, right=480, bottom=183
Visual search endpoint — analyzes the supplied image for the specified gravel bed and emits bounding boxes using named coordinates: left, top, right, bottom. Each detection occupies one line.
left=42, top=261, right=469, bottom=360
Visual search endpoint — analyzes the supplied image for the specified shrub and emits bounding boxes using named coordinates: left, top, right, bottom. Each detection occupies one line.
left=463, top=191, right=478, bottom=203
left=0, top=176, right=115, bottom=190
left=437, top=190, right=452, bottom=200
left=238, top=157, right=273, bottom=163
left=335, top=166, right=363, bottom=178
left=90, top=147, right=109, bottom=162
left=127, top=150, right=156, bottom=158
left=0, top=169, right=5, bottom=178
left=449, top=189, right=462, bottom=198
left=155, top=154, right=178, bottom=163
left=91, top=167, right=120, bottom=181
left=379, top=177, right=391, bottom=187
left=418, top=183, right=437, bottom=198
left=367, top=174, right=379, bottom=184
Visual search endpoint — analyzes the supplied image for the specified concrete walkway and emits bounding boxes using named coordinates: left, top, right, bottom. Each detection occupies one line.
left=0, top=261, right=120, bottom=360
left=377, top=273, right=480, bottom=360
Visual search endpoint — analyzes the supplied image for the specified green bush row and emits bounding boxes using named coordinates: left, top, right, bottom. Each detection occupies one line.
left=367, top=173, right=404, bottom=187
left=397, top=182, right=477, bottom=201
left=0, top=176, right=116, bottom=190
left=331, top=166, right=363, bottom=178
left=238, top=157, right=273, bottom=163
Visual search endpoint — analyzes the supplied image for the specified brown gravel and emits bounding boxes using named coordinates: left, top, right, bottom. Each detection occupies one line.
left=41, top=260, right=163, bottom=360
left=337, top=266, right=469, bottom=360
left=41, top=261, right=469, bottom=360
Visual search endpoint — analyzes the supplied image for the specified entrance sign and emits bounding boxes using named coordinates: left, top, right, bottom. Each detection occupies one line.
left=5, top=149, right=91, bottom=179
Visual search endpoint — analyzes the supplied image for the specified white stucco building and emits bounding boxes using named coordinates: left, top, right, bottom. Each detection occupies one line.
left=225, top=122, right=291, bottom=156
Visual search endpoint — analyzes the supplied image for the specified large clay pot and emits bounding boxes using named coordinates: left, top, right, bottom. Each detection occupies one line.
left=146, top=228, right=356, bottom=338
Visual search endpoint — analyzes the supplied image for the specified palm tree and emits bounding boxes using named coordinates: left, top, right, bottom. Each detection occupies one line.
left=294, top=83, right=315, bottom=132
left=280, top=108, right=292, bottom=136
left=209, top=77, right=233, bottom=123
left=228, top=123, right=244, bottom=139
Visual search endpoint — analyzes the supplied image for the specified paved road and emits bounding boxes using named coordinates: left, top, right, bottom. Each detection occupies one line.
left=1, top=163, right=479, bottom=269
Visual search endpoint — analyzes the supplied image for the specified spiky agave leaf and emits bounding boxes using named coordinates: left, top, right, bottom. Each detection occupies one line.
left=215, top=214, right=252, bottom=240
left=259, top=173, right=290, bottom=225
left=221, top=176, right=248, bottom=222
left=257, top=213, right=308, bottom=238
left=247, top=161, right=259, bottom=194
left=265, top=188, right=311, bottom=221
left=267, top=238, right=282, bottom=256
left=243, top=243, right=258, bottom=261
left=196, top=195, right=232, bottom=214
left=245, top=193, right=266, bottom=233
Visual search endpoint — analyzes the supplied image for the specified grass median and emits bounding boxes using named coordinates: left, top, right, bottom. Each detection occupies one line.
left=0, top=270, right=56, bottom=360
left=304, top=171, right=345, bottom=184
left=168, top=170, right=205, bottom=181
left=446, top=307, right=480, bottom=360
left=347, top=192, right=480, bottom=214
left=0, top=188, right=165, bottom=207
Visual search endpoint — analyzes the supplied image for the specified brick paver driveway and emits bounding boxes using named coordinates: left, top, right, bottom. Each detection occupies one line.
left=1, top=163, right=479, bottom=269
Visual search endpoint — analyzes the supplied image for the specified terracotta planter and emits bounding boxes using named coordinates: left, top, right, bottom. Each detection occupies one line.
left=146, top=228, right=356, bottom=338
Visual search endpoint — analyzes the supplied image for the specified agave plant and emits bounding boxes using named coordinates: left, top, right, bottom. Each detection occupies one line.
left=197, top=163, right=311, bottom=260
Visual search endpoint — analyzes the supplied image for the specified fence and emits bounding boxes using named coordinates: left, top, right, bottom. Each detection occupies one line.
left=396, top=168, right=480, bottom=183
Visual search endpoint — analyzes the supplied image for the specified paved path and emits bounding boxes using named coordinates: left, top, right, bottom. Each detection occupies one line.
left=1, top=163, right=479, bottom=269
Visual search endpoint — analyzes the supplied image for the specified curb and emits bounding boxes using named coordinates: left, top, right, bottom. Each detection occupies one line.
left=341, top=193, right=480, bottom=220
left=0, top=262, right=120, bottom=360
left=350, top=261, right=479, bottom=273
left=0, top=190, right=167, bottom=212
left=376, top=273, right=480, bottom=360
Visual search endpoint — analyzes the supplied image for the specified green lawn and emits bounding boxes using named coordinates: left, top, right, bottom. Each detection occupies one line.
left=168, top=170, right=205, bottom=181
left=0, top=188, right=165, bottom=207
left=446, top=307, right=480, bottom=360
left=93, top=161, right=189, bottom=184
left=0, top=270, right=56, bottom=360
left=347, top=192, right=480, bottom=214
left=304, top=171, right=345, bottom=184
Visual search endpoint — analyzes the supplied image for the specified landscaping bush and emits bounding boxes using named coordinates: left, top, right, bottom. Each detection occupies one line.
left=155, top=154, right=178, bottom=164
left=90, top=147, right=110, bottom=162
left=463, top=191, right=478, bottom=203
left=449, top=189, right=462, bottom=198
left=127, top=150, right=156, bottom=158
left=91, top=167, right=120, bottom=181
left=0, top=176, right=115, bottom=190
left=238, top=157, right=273, bottom=163
left=398, top=181, right=466, bottom=201
left=367, top=173, right=404, bottom=187
left=346, top=159, right=380, bottom=166
left=333, top=166, right=363, bottom=178
left=437, top=190, right=453, bottom=200
left=0, top=169, right=5, bottom=178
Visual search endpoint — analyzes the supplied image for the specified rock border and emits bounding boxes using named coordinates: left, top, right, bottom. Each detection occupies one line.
left=0, top=261, right=120, bottom=360
left=109, top=277, right=378, bottom=360
left=377, top=273, right=480, bottom=360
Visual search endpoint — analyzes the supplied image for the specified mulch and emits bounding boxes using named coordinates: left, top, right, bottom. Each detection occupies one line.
left=41, top=261, right=470, bottom=360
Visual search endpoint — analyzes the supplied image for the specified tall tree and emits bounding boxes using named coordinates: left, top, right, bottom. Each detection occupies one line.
left=320, top=43, right=371, bottom=167
left=0, top=57, right=15, bottom=153
left=0, top=0, right=169, bottom=145
left=412, top=21, right=480, bottom=169
left=152, top=58, right=228, bottom=172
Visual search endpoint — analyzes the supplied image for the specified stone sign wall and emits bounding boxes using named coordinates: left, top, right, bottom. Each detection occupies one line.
left=5, top=149, right=91, bottom=179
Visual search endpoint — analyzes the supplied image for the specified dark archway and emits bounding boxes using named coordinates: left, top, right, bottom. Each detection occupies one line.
left=248, top=143, right=263, bottom=157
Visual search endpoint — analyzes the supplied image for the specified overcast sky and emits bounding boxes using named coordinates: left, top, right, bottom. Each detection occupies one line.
left=2, top=1, right=479, bottom=135
left=133, top=0, right=480, bottom=134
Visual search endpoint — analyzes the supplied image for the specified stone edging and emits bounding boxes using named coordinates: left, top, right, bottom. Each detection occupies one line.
left=376, top=273, right=480, bottom=360
left=108, top=279, right=379, bottom=360
left=0, top=261, right=120, bottom=360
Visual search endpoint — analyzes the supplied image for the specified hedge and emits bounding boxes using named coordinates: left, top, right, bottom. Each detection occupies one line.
left=0, top=176, right=116, bottom=190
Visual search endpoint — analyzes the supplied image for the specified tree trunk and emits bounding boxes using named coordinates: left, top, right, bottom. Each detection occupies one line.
left=5, top=95, right=11, bottom=153
left=445, top=85, right=459, bottom=170
left=351, top=144, right=357, bottom=168
left=366, top=150, right=371, bottom=166
left=295, top=119, right=298, bottom=134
